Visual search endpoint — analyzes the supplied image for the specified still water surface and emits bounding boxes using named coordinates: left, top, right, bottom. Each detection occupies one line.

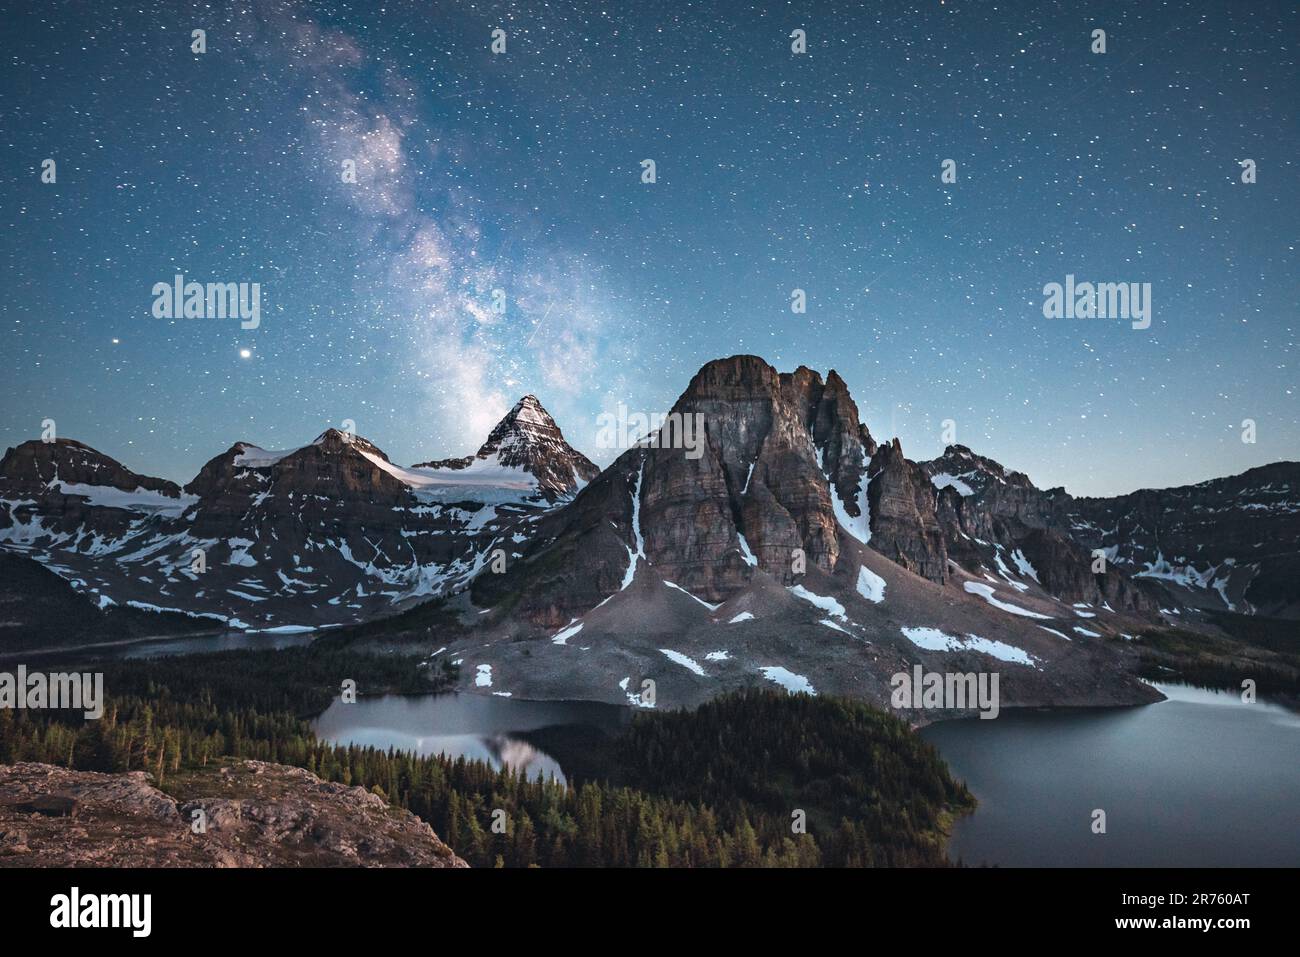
left=316, top=683, right=1299, bottom=866
left=920, top=683, right=1300, bottom=867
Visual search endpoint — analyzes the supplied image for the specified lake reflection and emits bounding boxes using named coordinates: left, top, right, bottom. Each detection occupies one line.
left=8, top=629, right=317, bottom=665
left=313, top=693, right=627, bottom=785
left=117, top=630, right=316, bottom=659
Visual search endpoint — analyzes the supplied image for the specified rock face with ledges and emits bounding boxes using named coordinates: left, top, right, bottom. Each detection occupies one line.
left=920, top=446, right=1155, bottom=610
left=801, top=368, right=879, bottom=511
left=1067, top=462, right=1300, bottom=617
left=182, top=429, right=435, bottom=570
left=1013, top=527, right=1151, bottom=612
left=474, top=359, right=820, bottom=623
left=641, top=357, right=844, bottom=597
left=0, top=439, right=191, bottom=546
left=867, top=439, right=949, bottom=583
left=476, top=356, right=933, bottom=625
left=186, top=430, right=409, bottom=507
left=922, top=444, right=1034, bottom=498
left=917, top=445, right=1300, bottom=615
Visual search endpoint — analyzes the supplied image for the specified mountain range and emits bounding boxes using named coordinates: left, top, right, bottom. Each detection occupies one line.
left=2, top=355, right=1295, bottom=713
left=0, top=395, right=595, bottom=631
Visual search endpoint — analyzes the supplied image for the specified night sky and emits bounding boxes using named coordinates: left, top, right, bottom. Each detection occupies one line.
left=2, top=0, right=1295, bottom=496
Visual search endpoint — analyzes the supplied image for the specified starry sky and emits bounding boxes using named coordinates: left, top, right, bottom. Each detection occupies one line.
left=2, top=0, right=1296, bottom=497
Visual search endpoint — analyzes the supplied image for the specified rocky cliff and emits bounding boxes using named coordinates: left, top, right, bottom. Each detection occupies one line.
left=462, top=356, right=1164, bottom=714
left=473, top=356, right=889, bottom=623
left=1068, top=462, right=1300, bottom=618
left=919, top=445, right=1157, bottom=612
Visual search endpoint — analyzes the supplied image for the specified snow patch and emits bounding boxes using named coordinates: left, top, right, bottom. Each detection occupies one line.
left=1010, top=549, right=1040, bottom=582
left=664, top=580, right=722, bottom=611
left=233, top=444, right=295, bottom=468
left=53, top=481, right=197, bottom=515
left=901, top=626, right=1039, bottom=667
left=758, top=666, right=816, bottom=695
left=226, top=538, right=257, bottom=567
left=788, top=584, right=847, bottom=620
left=930, top=473, right=975, bottom=497
left=856, top=566, right=886, bottom=603
left=619, top=465, right=646, bottom=590
left=963, top=581, right=1051, bottom=619
left=736, top=533, right=758, bottom=567
left=551, top=619, right=583, bottom=645
left=659, top=649, right=708, bottom=676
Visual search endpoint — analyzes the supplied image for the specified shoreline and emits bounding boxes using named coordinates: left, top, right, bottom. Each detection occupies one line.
left=0, top=627, right=316, bottom=662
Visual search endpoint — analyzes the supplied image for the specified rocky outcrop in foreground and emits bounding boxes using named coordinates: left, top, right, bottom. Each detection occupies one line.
left=0, top=760, right=467, bottom=868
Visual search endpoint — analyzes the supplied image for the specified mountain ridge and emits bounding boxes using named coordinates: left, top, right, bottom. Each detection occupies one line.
left=2, top=355, right=1295, bottom=712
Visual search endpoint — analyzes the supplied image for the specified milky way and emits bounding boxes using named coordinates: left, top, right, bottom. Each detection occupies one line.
left=1, top=0, right=1295, bottom=495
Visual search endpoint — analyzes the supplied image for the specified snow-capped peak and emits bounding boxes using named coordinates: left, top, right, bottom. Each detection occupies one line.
left=920, top=444, right=1035, bottom=497
left=413, top=395, right=599, bottom=501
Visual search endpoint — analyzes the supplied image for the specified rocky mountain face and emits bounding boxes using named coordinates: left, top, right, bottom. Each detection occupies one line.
left=922, top=444, right=1035, bottom=498
left=463, top=356, right=1168, bottom=714
left=0, top=439, right=192, bottom=547
left=867, top=439, right=950, bottom=584
left=0, top=760, right=466, bottom=867
left=1, top=354, right=1292, bottom=715
left=920, top=447, right=1156, bottom=612
left=0, top=552, right=210, bottom=653
left=0, top=398, right=593, bottom=631
left=414, top=395, right=599, bottom=502
left=1067, top=462, right=1300, bottom=618
left=920, top=446, right=1300, bottom=619
left=0, top=438, right=182, bottom=498
left=473, top=356, right=890, bottom=624
left=474, top=357, right=1166, bottom=630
